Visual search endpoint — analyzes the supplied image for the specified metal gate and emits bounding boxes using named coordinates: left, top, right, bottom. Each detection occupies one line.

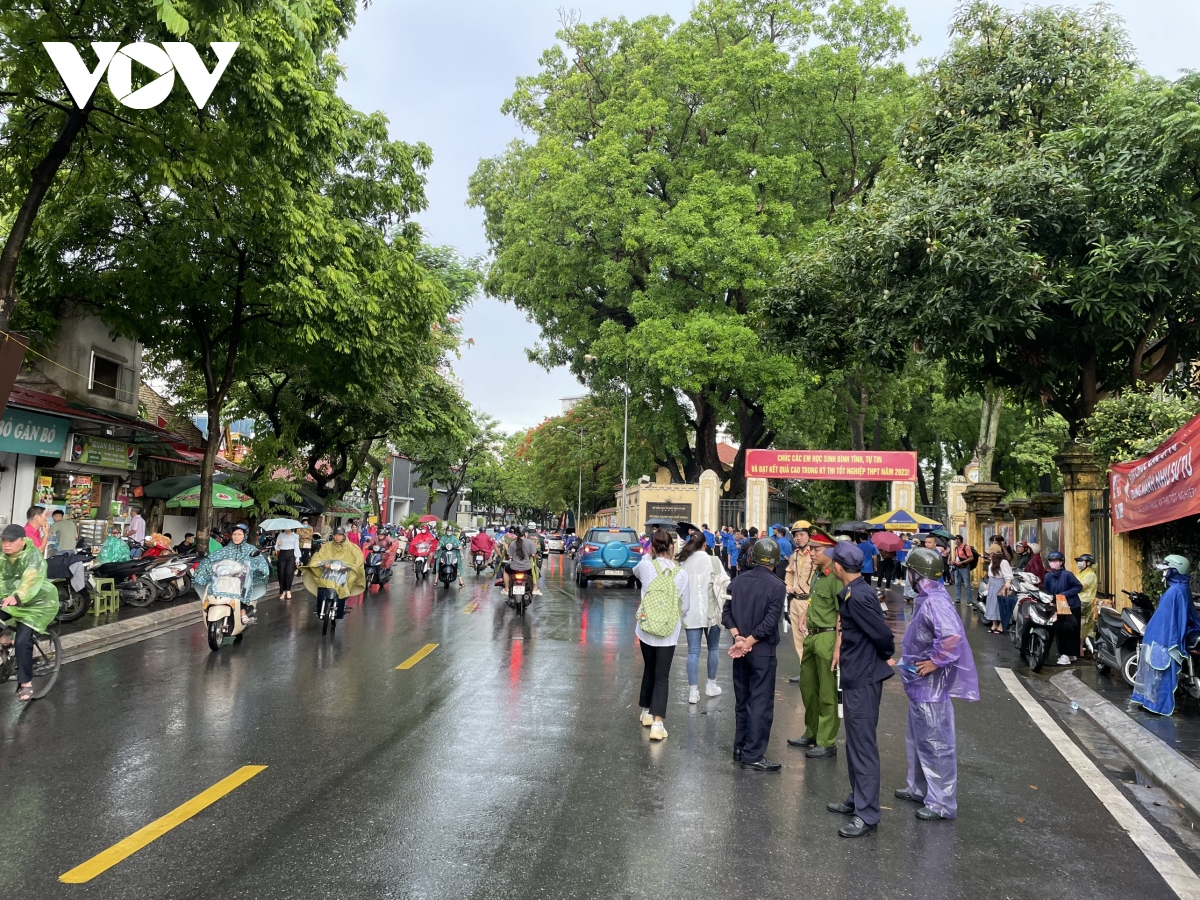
left=768, top=496, right=789, bottom=527
left=1090, top=494, right=1112, bottom=597
left=719, top=499, right=745, bottom=531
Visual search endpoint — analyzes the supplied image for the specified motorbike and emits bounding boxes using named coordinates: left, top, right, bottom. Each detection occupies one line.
left=438, top=547, right=459, bottom=590
left=1088, top=589, right=1153, bottom=688
left=471, top=549, right=488, bottom=576
left=313, top=559, right=350, bottom=636
left=364, top=547, right=391, bottom=590
left=507, top=570, right=530, bottom=616
left=47, top=550, right=93, bottom=623
left=413, top=549, right=434, bottom=581
left=199, top=551, right=266, bottom=651
left=94, top=556, right=163, bottom=607
left=1010, top=581, right=1058, bottom=673
left=148, top=554, right=199, bottom=603
left=396, top=535, right=409, bottom=560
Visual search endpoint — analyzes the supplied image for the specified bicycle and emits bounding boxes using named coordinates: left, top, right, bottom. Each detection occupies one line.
left=0, top=620, right=62, bottom=700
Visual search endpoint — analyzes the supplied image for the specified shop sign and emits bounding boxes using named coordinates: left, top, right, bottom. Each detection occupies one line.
left=745, top=449, right=917, bottom=481
left=64, top=434, right=139, bottom=470
left=0, top=408, right=69, bottom=457
left=1111, top=415, right=1200, bottom=533
left=646, top=501, right=693, bottom=521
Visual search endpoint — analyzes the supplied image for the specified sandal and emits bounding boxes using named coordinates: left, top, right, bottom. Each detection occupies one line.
left=17, top=684, right=34, bottom=701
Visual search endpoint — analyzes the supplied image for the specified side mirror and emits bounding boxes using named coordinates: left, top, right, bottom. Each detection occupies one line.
left=250, top=549, right=262, bottom=558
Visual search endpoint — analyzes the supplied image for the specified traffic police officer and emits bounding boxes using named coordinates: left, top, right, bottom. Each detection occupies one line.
left=722, top=537, right=786, bottom=771
left=826, top=541, right=895, bottom=837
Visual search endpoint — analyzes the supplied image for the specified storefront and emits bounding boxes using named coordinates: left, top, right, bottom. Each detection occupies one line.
left=0, top=406, right=71, bottom=528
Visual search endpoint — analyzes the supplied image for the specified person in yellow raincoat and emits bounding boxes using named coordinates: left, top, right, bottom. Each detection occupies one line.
left=1076, top=553, right=1099, bottom=647
left=0, top=524, right=60, bottom=701
left=302, top=526, right=365, bottom=619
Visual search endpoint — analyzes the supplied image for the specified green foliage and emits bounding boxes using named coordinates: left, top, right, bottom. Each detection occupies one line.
left=470, top=0, right=915, bottom=490
left=1086, top=388, right=1200, bottom=467
left=765, top=2, right=1200, bottom=435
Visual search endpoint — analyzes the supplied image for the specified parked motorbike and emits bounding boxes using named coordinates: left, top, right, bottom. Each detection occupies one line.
left=94, top=557, right=163, bottom=607
left=199, top=551, right=266, bottom=651
left=148, top=554, right=199, bottom=603
left=48, top=550, right=93, bottom=623
left=1086, top=589, right=1152, bottom=688
left=507, top=570, right=530, bottom=616
left=438, top=548, right=459, bottom=590
left=472, top=550, right=488, bottom=577
left=364, top=547, right=391, bottom=590
left=1011, top=584, right=1058, bottom=673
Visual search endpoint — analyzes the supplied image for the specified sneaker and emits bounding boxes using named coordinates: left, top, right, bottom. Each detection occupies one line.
left=705, top=680, right=722, bottom=697
left=688, top=686, right=700, bottom=704
left=649, top=721, right=668, bottom=741
left=1056, top=654, right=1070, bottom=666
left=640, top=709, right=654, bottom=727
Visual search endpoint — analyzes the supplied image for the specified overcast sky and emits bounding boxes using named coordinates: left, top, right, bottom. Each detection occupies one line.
left=336, top=1, right=1200, bottom=433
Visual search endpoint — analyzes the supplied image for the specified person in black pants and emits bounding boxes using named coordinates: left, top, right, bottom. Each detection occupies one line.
left=633, top=528, right=691, bottom=742
left=825, top=541, right=895, bottom=838
left=723, top=538, right=786, bottom=771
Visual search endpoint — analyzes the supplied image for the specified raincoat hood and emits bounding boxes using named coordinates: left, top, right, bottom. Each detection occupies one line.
left=0, top=537, right=60, bottom=634
left=901, top=578, right=979, bottom=702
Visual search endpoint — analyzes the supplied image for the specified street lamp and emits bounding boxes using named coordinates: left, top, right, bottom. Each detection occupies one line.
left=556, top=424, right=584, bottom=535
left=583, top=353, right=630, bottom=527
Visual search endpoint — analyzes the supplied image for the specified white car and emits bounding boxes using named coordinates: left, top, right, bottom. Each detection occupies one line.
left=546, top=531, right=565, bottom=552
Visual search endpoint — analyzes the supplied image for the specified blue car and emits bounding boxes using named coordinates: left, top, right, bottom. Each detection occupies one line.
left=574, top=527, right=643, bottom=588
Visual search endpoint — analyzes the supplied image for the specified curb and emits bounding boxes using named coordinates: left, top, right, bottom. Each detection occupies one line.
left=60, top=587, right=280, bottom=663
left=1051, top=671, right=1200, bottom=819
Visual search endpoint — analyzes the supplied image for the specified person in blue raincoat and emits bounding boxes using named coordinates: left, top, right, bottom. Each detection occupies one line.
left=193, top=523, right=269, bottom=625
left=1132, top=555, right=1200, bottom=716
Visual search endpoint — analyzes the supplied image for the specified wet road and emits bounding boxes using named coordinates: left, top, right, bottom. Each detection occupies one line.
left=2, top=556, right=1198, bottom=899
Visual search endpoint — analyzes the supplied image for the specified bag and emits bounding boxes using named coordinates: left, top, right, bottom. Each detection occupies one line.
left=637, top=559, right=682, bottom=637
left=969, top=547, right=981, bottom=570
left=998, top=593, right=1017, bottom=628
left=1055, top=594, right=1073, bottom=617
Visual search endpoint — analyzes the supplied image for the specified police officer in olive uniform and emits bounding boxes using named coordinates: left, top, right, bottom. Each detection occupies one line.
left=787, top=530, right=841, bottom=758
left=722, top=538, right=786, bottom=771
left=825, top=541, right=895, bottom=837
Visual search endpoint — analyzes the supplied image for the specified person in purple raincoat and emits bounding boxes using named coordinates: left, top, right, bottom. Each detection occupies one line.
left=894, top=547, right=979, bottom=821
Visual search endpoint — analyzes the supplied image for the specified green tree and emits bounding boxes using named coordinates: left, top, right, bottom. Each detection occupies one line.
left=404, top=407, right=501, bottom=517
left=470, top=0, right=915, bottom=496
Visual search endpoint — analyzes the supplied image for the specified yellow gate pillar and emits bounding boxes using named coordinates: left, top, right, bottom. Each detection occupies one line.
left=746, top=477, right=769, bottom=535
left=962, top=482, right=1005, bottom=588
left=1055, top=445, right=1105, bottom=572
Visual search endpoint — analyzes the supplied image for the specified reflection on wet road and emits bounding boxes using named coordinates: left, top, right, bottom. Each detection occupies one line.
left=0, top=562, right=1196, bottom=899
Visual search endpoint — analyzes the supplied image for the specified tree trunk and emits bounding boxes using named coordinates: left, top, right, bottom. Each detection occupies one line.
left=197, top=403, right=223, bottom=553
left=0, top=104, right=91, bottom=333
left=931, top=443, right=943, bottom=508
left=976, top=385, right=1004, bottom=482
left=847, top=381, right=879, bottom=520
left=727, top=396, right=774, bottom=500
left=901, top=434, right=930, bottom=506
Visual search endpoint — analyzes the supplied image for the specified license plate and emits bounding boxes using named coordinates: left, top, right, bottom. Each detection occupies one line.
left=175, top=578, right=185, bottom=588
left=513, top=586, right=526, bottom=596
left=605, top=569, right=627, bottom=576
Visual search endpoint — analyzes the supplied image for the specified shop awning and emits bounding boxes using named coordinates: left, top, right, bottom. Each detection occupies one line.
left=1111, top=413, right=1200, bottom=533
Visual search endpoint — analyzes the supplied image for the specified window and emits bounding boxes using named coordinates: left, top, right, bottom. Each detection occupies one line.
left=89, top=352, right=135, bottom=403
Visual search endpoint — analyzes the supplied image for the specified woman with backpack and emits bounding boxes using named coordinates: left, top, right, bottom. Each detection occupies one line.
left=633, top=528, right=691, bottom=741
left=678, top=531, right=730, bottom=704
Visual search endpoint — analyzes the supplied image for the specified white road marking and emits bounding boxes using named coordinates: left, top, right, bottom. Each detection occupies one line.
left=997, top=667, right=1200, bottom=900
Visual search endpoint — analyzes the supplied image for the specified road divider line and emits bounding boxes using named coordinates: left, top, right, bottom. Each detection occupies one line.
left=396, top=643, right=439, bottom=669
left=59, top=765, right=267, bottom=884
left=462, top=601, right=479, bottom=615
left=997, top=667, right=1200, bottom=899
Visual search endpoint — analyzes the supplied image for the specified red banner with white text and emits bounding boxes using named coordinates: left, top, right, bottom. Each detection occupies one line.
left=745, top=449, right=918, bottom=481
left=1110, top=414, right=1200, bottom=533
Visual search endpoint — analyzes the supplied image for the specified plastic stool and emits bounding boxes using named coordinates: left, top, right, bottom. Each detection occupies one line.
left=90, top=578, right=119, bottom=616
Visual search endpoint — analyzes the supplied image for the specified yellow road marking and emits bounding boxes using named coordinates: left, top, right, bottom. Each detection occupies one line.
left=60, top=765, right=267, bottom=884
left=396, top=643, right=439, bottom=669
left=461, top=601, right=479, bottom=615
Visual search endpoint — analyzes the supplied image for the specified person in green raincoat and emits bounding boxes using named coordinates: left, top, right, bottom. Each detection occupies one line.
left=96, top=524, right=131, bottom=564
left=302, top=526, right=365, bottom=619
left=437, top=526, right=466, bottom=587
left=0, top=524, right=60, bottom=701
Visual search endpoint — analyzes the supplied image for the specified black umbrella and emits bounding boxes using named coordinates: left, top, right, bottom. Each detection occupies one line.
left=644, top=517, right=677, bottom=529
left=676, top=521, right=700, bottom=540
left=834, top=520, right=873, bottom=534
left=143, top=473, right=226, bottom=500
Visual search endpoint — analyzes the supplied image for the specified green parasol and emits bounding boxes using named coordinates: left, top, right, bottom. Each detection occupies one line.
left=166, top=484, right=255, bottom=509
left=324, top=498, right=363, bottom=518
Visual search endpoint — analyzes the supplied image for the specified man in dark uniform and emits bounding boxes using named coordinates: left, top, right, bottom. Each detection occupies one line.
left=723, top=537, right=786, bottom=771
left=826, top=541, right=895, bottom=837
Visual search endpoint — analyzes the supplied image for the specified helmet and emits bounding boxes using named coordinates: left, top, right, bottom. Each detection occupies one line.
left=232, top=523, right=248, bottom=534
left=791, top=519, right=812, bottom=533
left=1046, top=551, right=1065, bottom=562
left=750, top=537, right=781, bottom=568
left=1157, top=554, right=1192, bottom=576
left=1074, top=553, right=1094, bottom=566
left=904, top=547, right=944, bottom=580
left=334, top=526, right=347, bottom=536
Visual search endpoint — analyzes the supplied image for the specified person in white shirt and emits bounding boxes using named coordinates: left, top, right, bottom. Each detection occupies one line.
left=633, top=528, right=691, bottom=741
left=125, top=507, right=146, bottom=557
left=275, top=528, right=300, bottom=598
left=677, top=531, right=729, bottom=704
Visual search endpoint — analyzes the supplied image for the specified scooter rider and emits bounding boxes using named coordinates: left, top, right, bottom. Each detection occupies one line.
left=504, top=526, right=536, bottom=594
left=1041, top=550, right=1083, bottom=666
left=0, top=524, right=60, bottom=702
left=305, top=526, right=366, bottom=619
left=437, top=527, right=466, bottom=587
left=409, top=526, right=438, bottom=572
left=469, top=528, right=495, bottom=568
left=1132, top=555, right=1200, bottom=716
left=192, top=523, right=269, bottom=626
